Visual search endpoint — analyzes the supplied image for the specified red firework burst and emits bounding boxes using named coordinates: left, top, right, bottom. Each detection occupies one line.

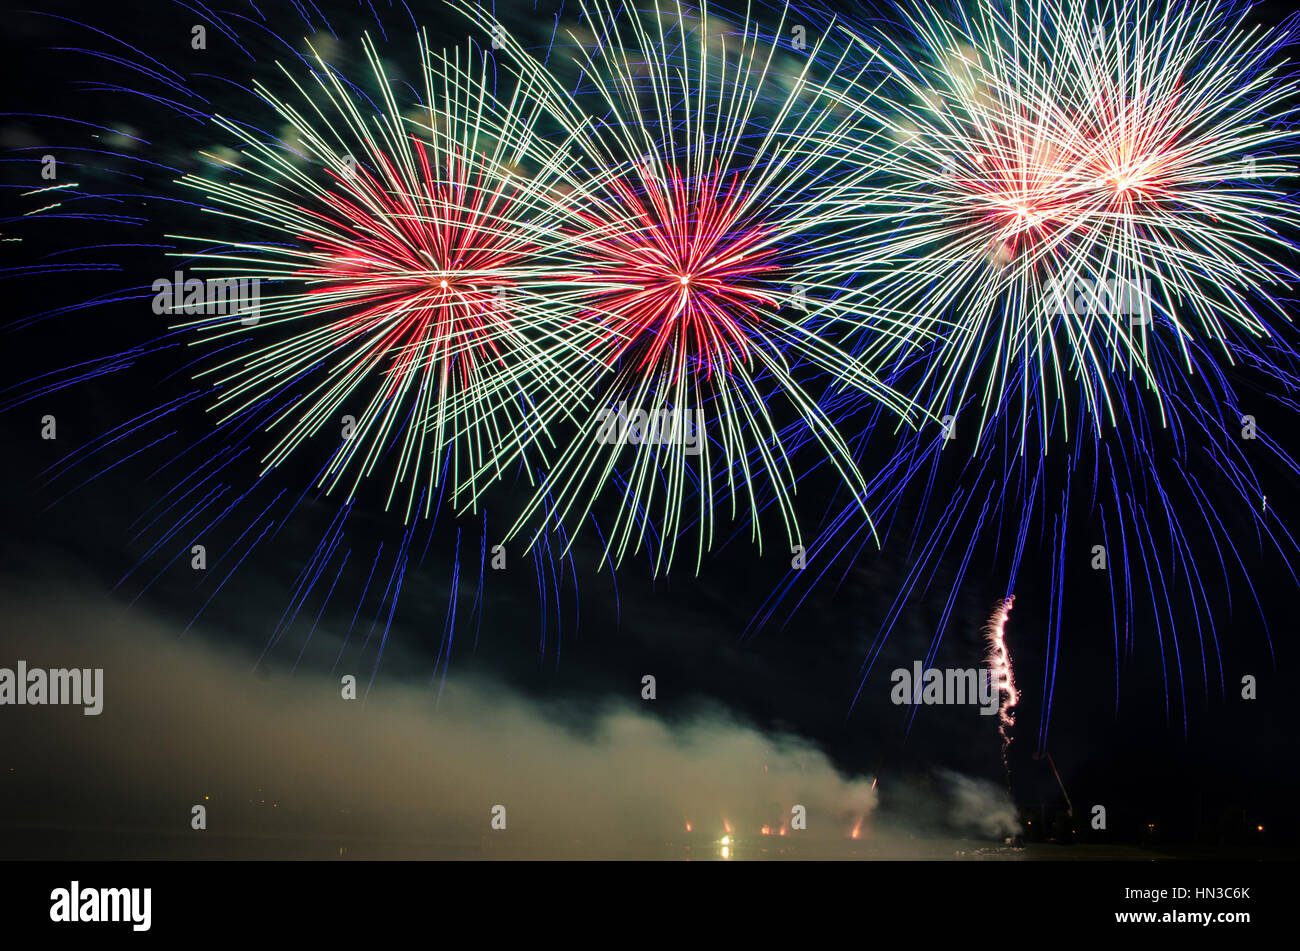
left=1075, top=90, right=1186, bottom=210
left=570, top=164, right=780, bottom=381
left=294, top=139, right=529, bottom=400
left=960, top=138, right=1078, bottom=266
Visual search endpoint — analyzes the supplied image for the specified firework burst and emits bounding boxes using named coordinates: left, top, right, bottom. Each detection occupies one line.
left=467, top=0, right=931, bottom=573
left=5, top=5, right=601, bottom=690
left=752, top=0, right=1300, bottom=748
left=817, top=0, right=1300, bottom=443
left=167, top=31, right=601, bottom=521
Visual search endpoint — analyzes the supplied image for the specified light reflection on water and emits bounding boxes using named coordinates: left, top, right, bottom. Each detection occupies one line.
left=0, top=829, right=1048, bottom=860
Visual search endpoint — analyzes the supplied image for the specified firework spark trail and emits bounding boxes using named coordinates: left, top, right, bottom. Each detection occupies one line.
left=984, top=595, right=1018, bottom=765
left=459, top=0, right=933, bottom=574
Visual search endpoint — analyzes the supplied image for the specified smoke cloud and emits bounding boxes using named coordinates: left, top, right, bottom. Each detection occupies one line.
left=0, top=579, right=882, bottom=858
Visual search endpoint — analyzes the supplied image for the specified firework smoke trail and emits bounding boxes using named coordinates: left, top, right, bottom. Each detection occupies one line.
left=751, top=0, right=1300, bottom=748
left=984, top=595, right=1017, bottom=769
left=460, top=0, right=933, bottom=574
